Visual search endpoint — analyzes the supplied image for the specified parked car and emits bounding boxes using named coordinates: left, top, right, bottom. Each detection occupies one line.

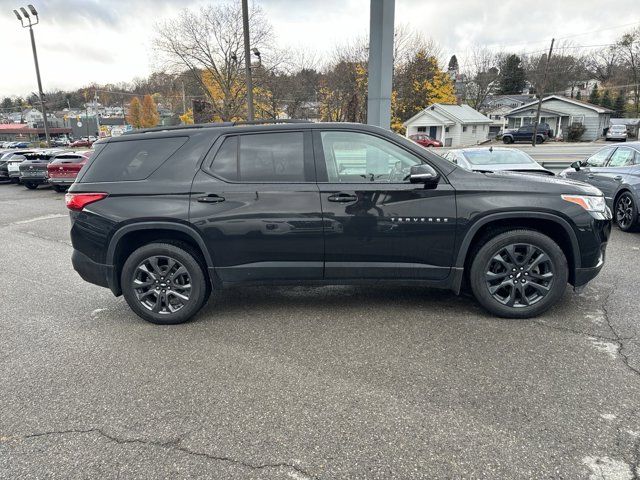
left=502, top=124, right=549, bottom=144
left=441, top=147, right=553, bottom=175
left=0, top=149, right=35, bottom=182
left=69, top=138, right=94, bottom=148
left=67, top=121, right=611, bottom=325
left=10, top=141, right=30, bottom=148
left=409, top=134, right=443, bottom=148
left=560, top=142, right=640, bottom=231
left=50, top=137, right=71, bottom=147
left=18, top=150, right=64, bottom=189
left=606, top=124, right=628, bottom=142
left=47, top=150, right=93, bottom=192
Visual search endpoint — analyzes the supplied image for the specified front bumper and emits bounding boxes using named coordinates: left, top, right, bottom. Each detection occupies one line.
left=574, top=241, right=607, bottom=290
left=72, top=249, right=119, bottom=295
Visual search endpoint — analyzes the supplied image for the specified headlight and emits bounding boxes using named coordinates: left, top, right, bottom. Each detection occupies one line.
left=561, top=194, right=606, bottom=214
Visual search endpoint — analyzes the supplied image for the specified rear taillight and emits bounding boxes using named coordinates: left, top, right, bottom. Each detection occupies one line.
left=65, top=193, right=107, bottom=211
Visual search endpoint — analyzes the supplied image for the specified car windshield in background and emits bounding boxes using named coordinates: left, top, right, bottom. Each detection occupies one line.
left=463, top=149, right=536, bottom=165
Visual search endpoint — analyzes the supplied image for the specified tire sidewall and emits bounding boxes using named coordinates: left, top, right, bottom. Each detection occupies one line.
left=121, top=243, right=208, bottom=325
left=470, top=230, right=568, bottom=318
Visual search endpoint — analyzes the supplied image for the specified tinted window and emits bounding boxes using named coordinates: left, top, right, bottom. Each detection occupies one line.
left=320, top=131, right=423, bottom=183
left=586, top=147, right=614, bottom=167
left=82, top=137, right=187, bottom=182
left=210, top=132, right=305, bottom=182
left=608, top=148, right=635, bottom=167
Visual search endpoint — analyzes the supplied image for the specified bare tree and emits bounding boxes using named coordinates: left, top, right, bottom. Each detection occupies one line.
left=463, top=47, right=501, bottom=110
left=154, top=2, right=273, bottom=121
left=618, top=29, right=640, bottom=116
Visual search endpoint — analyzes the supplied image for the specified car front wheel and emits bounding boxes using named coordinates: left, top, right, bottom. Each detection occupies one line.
left=24, top=182, right=38, bottom=190
left=121, top=243, right=210, bottom=324
left=470, top=230, right=568, bottom=318
left=615, top=192, right=639, bottom=232
left=502, top=136, right=513, bottom=144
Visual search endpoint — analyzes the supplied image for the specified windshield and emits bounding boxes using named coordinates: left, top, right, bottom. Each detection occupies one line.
left=462, top=149, right=536, bottom=165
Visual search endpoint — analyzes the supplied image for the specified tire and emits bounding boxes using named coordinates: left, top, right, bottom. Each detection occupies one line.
left=536, top=135, right=544, bottom=144
left=502, top=136, right=513, bottom=144
left=426, top=144, right=434, bottom=148
left=24, top=182, right=38, bottom=190
left=615, top=192, right=639, bottom=232
left=52, top=185, right=66, bottom=193
left=10, top=177, right=19, bottom=184
left=469, top=230, right=568, bottom=318
left=121, top=243, right=210, bottom=325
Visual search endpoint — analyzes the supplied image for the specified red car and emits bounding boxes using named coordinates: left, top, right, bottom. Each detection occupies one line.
left=47, top=150, right=93, bottom=192
left=409, top=134, right=442, bottom=148
left=69, top=138, right=94, bottom=148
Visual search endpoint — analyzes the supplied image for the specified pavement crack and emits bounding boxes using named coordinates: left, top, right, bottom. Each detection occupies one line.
left=530, top=320, right=618, bottom=342
left=17, top=428, right=318, bottom=479
left=601, top=287, right=640, bottom=379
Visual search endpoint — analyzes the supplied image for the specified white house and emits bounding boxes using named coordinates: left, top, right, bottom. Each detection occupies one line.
left=505, top=95, right=613, bottom=141
left=403, top=103, right=493, bottom=147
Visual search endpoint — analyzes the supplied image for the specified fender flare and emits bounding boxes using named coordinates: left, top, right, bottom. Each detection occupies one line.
left=454, top=211, right=581, bottom=269
left=106, top=221, right=213, bottom=268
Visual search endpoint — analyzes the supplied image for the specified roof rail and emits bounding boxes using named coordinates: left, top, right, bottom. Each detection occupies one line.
left=126, top=119, right=312, bottom=135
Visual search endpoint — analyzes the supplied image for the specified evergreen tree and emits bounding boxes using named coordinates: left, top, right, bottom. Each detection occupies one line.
left=601, top=89, right=614, bottom=109
left=575, top=91, right=582, bottom=100
left=614, top=91, right=627, bottom=117
left=588, top=84, right=600, bottom=105
left=448, top=55, right=459, bottom=72
left=497, top=54, right=526, bottom=94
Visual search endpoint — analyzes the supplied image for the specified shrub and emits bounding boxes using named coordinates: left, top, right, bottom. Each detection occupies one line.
left=567, top=123, right=586, bottom=142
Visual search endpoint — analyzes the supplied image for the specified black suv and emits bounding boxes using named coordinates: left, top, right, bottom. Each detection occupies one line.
left=67, top=122, right=611, bottom=324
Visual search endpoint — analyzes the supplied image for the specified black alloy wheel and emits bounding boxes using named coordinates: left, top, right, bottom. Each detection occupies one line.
left=484, top=243, right=554, bottom=308
left=133, top=256, right=192, bottom=314
left=615, top=193, right=638, bottom=232
left=121, top=243, right=209, bottom=324
left=469, top=229, right=568, bottom=318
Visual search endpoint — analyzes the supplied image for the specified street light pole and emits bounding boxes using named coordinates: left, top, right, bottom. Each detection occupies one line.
left=241, top=0, right=254, bottom=121
left=14, top=5, right=50, bottom=147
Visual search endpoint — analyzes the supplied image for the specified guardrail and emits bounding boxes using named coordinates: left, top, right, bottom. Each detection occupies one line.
left=540, top=161, right=574, bottom=172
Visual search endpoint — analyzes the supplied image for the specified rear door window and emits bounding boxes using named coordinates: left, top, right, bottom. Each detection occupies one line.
left=82, top=137, right=187, bottom=182
left=209, top=132, right=306, bottom=182
left=607, top=148, right=635, bottom=167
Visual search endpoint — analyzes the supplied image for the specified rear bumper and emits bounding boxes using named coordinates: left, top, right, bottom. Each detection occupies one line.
left=20, top=175, right=48, bottom=184
left=48, top=177, right=75, bottom=185
left=72, top=249, right=119, bottom=295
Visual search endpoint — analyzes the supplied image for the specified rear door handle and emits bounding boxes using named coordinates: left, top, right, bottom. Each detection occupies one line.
left=197, top=194, right=225, bottom=203
left=328, top=193, right=358, bottom=203
left=614, top=175, right=623, bottom=181
left=587, top=174, right=595, bottom=179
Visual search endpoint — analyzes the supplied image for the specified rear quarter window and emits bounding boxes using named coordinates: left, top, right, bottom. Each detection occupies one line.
left=81, top=137, right=187, bottom=182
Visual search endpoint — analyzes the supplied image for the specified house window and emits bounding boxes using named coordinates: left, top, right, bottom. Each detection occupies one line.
left=472, top=125, right=477, bottom=134
left=523, top=117, right=532, bottom=126
left=462, top=126, right=467, bottom=132
left=445, top=126, right=450, bottom=133
left=417, top=126, right=426, bottom=132
left=571, top=115, right=584, bottom=125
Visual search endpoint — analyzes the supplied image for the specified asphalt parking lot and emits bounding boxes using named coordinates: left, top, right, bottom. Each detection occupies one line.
left=1, top=183, right=639, bottom=479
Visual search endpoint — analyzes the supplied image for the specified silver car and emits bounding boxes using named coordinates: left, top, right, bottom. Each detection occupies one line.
left=441, top=147, right=553, bottom=175
left=606, top=124, right=628, bottom=142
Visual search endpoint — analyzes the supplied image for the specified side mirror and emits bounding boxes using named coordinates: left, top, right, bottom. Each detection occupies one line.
left=570, top=160, right=582, bottom=171
left=410, top=164, right=440, bottom=185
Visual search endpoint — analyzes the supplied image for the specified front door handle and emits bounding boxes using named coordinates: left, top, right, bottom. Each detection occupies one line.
left=197, top=194, right=225, bottom=203
left=614, top=175, right=623, bottom=181
left=328, top=193, right=358, bottom=203
left=587, top=174, right=595, bottom=179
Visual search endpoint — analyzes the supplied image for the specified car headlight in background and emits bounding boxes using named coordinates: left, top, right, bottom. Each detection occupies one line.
left=561, top=194, right=607, bottom=215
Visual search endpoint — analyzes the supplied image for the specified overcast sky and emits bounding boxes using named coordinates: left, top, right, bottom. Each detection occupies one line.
left=1, top=0, right=639, bottom=97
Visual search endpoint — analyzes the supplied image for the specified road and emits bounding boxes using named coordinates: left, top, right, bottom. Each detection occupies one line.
left=1, top=184, right=640, bottom=479
left=503, top=142, right=603, bottom=164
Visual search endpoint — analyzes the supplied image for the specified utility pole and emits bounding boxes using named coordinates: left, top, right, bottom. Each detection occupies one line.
left=241, top=0, right=254, bottom=121
left=14, top=5, right=50, bottom=147
left=532, top=38, right=554, bottom=146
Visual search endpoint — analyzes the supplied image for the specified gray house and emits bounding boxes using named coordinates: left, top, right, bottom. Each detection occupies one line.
left=505, top=95, right=612, bottom=141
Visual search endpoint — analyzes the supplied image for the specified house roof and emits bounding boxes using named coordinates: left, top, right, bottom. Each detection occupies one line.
left=507, top=95, right=614, bottom=115
left=484, top=94, right=534, bottom=106
left=403, top=103, right=492, bottom=127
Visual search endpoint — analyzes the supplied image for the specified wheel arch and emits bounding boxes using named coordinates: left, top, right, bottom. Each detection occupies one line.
left=106, top=222, right=215, bottom=295
left=454, top=212, right=580, bottom=291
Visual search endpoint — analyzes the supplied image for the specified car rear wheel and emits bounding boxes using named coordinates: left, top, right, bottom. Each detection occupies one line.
left=502, top=136, right=513, bottom=144
left=470, top=230, right=568, bottom=318
left=121, top=243, right=210, bottom=325
left=536, top=135, right=545, bottom=143
left=24, top=182, right=38, bottom=190
left=615, top=192, right=639, bottom=232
